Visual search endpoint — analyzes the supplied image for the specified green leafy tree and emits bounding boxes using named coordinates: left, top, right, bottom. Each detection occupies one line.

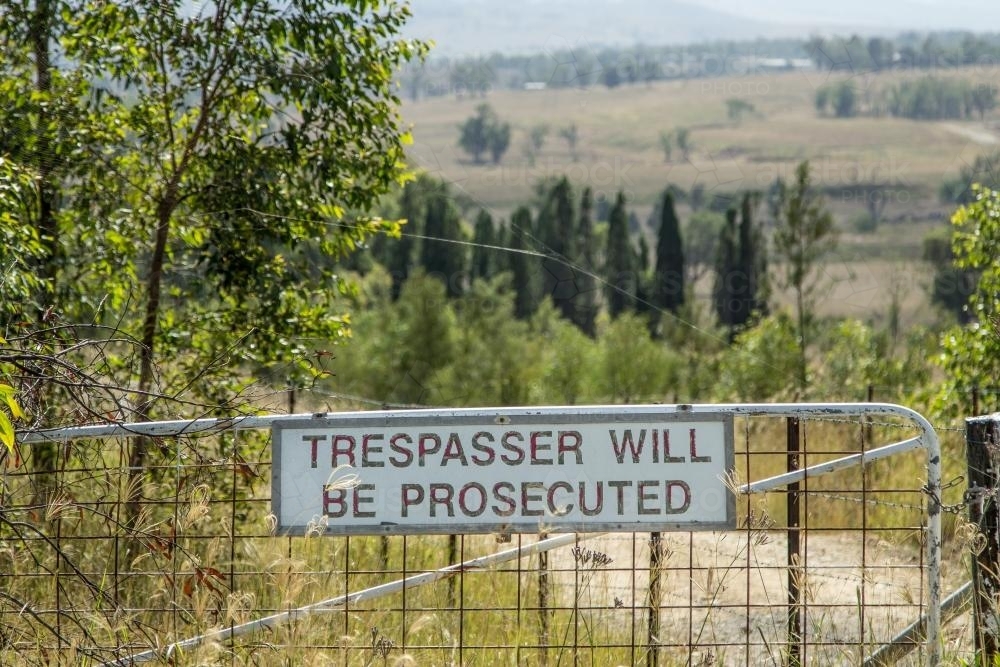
left=0, top=158, right=47, bottom=323
left=0, top=0, right=67, bottom=320
left=458, top=103, right=510, bottom=164
left=971, top=85, right=997, bottom=120
left=772, top=161, right=838, bottom=391
left=939, top=150, right=1000, bottom=205
left=336, top=272, right=457, bottom=405
left=3, top=0, right=426, bottom=519
left=525, top=123, right=548, bottom=166
left=430, top=277, right=541, bottom=406
left=458, top=103, right=492, bottom=163
left=815, top=87, right=830, bottom=115
left=541, top=315, right=597, bottom=404
left=726, top=98, right=756, bottom=124
left=936, top=186, right=1000, bottom=416
left=559, top=123, right=580, bottom=162
left=599, top=313, right=682, bottom=403
left=449, top=58, right=496, bottom=98
left=832, top=80, right=857, bottom=117
left=488, top=121, right=512, bottom=164
left=718, top=313, right=800, bottom=401
left=675, top=127, right=692, bottom=160
left=923, top=227, right=977, bottom=322
left=659, top=131, right=674, bottom=163
left=815, top=81, right=857, bottom=117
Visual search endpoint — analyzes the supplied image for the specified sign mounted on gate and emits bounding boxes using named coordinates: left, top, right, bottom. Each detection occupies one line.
left=272, top=407, right=735, bottom=535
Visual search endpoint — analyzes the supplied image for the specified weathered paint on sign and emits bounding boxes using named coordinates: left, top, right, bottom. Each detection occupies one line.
left=272, top=407, right=735, bottom=535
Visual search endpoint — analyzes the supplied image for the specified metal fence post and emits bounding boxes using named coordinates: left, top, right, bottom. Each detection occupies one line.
left=646, top=531, right=663, bottom=667
left=787, top=417, right=802, bottom=667
left=967, top=414, right=1000, bottom=661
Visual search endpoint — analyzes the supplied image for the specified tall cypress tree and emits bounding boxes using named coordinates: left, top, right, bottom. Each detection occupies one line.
left=572, top=187, right=598, bottom=337
left=509, top=206, right=539, bottom=319
left=388, top=179, right=424, bottom=300
left=738, top=192, right=769, bottom=319
left=635, top=235, right=654, bottom=318
left=420, top=183, right=467, bottom=298
left=713, top=195, right=769, bottom=340
left=470, top=208, right=496, bottom=282
left=653, top=189, right=686, bottom=314
left=605, top=191, right=635, bottom=319
left=713, top=207, right=740, bottom=338
left=540, top=177, right=578, bottom=322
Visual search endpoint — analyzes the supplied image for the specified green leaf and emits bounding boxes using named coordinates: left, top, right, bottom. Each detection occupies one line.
left=0, top=412, right=14, bottom=454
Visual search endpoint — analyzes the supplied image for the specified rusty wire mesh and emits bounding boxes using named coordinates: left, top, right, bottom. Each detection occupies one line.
left=0, top=412, right=970, bottom=665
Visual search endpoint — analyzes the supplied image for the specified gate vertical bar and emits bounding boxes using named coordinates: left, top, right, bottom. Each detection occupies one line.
left=538, top=531, right=550, bottom=665
left=447, top=534, right=457, bottom=607
left=967, top=414, right=1000, bottom=661
left=786, top=417, right=802, bottom=667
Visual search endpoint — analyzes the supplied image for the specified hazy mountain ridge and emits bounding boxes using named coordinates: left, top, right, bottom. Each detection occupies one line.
left=403, top=0, right=1000, bottom=56
left=403, top=0, right=796, bottom=56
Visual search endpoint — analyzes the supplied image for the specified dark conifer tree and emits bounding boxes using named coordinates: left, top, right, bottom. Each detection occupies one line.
left=738, top=192, right=769, bottom=319
left=713, top=195, right=769, bottom=339
left=470, top=209, right=496, bottom=282
left=713, top=207, right=740, bottom=338
left=653, top=189, right=685, bottom=314
left=388, top=179, right=424, bottom=300
left=420, top=183, right=467, bottom=298
left=540, top=177, right=578, bottom=322
left=572, top=187, right=599, bottom=337
left=605, top=191, right=635, bottom=318
left=509, top=206, right=540, bottom=319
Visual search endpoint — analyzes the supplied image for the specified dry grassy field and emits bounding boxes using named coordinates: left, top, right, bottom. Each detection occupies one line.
left=402, top=65, right=1000, bottom=326
left=403, top=66, right=999, bottom=214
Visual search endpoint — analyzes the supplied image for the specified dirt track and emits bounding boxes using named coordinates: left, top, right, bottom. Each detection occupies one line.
left=540, top=531, right=969, bottom=664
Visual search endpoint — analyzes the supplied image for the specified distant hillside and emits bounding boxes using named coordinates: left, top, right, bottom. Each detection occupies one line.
left=403, top=0, right=1000, bottom=56
left=402, top=0, right=792, bottom=56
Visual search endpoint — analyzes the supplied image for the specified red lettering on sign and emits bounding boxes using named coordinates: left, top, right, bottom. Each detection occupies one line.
left=332, top=435, right=355, bottom=466
left=690, top=429, right=711, bottom=462
left=557, top=431, right=583, bottom=464
left=303, top=434, right=327, bottom=468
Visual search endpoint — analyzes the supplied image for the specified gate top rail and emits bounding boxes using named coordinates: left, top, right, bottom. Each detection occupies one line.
left=18, top=402, right=933, bottom=444
left=14, top=402, right=942, bottom=667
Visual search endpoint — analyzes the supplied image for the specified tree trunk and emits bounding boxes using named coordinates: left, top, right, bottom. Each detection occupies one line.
left=126, top=196, right=174, bottom=528
left=29, top=0, right=61, bottom=509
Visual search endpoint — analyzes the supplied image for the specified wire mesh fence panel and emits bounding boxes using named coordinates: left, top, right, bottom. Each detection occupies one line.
left=0, top=407, right=970, bottom=666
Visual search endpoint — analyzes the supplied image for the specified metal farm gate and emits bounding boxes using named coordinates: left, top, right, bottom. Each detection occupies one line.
left=1, top=403, right=967, bottom=666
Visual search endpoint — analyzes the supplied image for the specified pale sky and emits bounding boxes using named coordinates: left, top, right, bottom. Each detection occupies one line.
left=684, top=0, right=1000, bottom=31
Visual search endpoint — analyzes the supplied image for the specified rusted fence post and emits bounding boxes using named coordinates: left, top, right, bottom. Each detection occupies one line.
left=787, top=417, right=802, bottom=667
left=538, top=531, right=550, bottom=665
left=967, top=414, right=1000, bottom=662
left=646, top=531, right=664, bottom=667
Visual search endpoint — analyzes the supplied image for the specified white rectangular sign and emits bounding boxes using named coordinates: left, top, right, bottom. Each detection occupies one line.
left=272, top=408, right=735, bottom=535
